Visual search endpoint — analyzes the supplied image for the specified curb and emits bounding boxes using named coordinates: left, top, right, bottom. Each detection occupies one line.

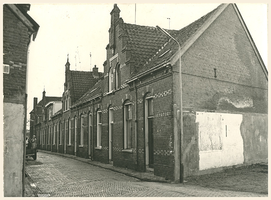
left=38, top=150, right=170, bottom=183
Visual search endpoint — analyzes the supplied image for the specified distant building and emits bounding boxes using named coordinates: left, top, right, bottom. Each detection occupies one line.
left=3, top=4, right=39, bottom=196
left=30, top=4, right=267, bottom=182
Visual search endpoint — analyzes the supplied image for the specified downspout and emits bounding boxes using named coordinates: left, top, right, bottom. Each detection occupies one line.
left=135, top=82, right=138, bottom=168
left=156, top=26, right=184, bottom=183
left=92, top=99, right=95, bottom=160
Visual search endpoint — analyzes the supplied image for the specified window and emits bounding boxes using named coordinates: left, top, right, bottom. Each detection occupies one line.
left=80, top=115, right=84, bottom=145
left=89, top=114, right=92, bottom=154
left=115, top=64, right=121, bottom=89
left=68, top=119, right=71, bottom=145
left=124, top=103, right=132, bottom=149
left=3, top=64, right=10, bottom=74
left=53, top=124, right=56, bottom=145
left=108, top=67, right=114, bottom=92
left=48, top=126, right=50, bottom=144
left=148, top=98, right=154, bottom=117
left=97, top=111, right=102, bottom=147
left=75, top=117, right=77, bottom=147
left=56, top=123, right=59, bottom=145
left=59, top=122, right=62, bottom=145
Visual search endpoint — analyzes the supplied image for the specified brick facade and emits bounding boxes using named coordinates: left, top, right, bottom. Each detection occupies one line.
left=30, top=4, right=267, bottom=182
left=3, top=4, right=39, bottom=196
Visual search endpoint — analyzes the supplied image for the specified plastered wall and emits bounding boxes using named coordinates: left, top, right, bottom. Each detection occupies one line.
left=4, top=103, right=25, bottom=196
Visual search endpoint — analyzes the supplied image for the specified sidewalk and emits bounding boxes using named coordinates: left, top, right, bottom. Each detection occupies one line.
left=37, top=150, right=170, bottom=183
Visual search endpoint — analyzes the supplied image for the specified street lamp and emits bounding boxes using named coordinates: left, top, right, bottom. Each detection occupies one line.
left=156, top=25, right=184, bottom=183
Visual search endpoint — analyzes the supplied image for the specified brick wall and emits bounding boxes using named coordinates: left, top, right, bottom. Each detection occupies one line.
left=181, top=5, right=267, bottom=113
left=3, top=5, right=30, bottom=104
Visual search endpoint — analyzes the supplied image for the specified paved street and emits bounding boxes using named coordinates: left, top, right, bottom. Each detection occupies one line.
left=25, top=152, right=267, bottom=197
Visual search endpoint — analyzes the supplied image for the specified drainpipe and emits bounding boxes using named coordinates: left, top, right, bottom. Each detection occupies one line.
left=135, top=82, right=138, bottom=168
left=92, top=100, right=95, bottom=160
left=156, top=26, right=184, bottom=183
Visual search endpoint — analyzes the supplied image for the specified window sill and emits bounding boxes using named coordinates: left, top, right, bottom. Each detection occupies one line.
left=79, top=145, right=84, bottom=148
left=68, top=144, right=72, bottom=147
left=122, top=149, right=133, bottom=153
left=107, top=90, right=115, bottom=95
left=95, top=146, right=102, bottom=150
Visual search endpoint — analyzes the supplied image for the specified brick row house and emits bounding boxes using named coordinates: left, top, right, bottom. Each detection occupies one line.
left=30, top=4, right=268, bottom=182
left=3, top=4, right=39, bottom=196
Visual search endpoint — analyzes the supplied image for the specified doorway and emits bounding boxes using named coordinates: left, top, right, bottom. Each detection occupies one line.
left=109, top=107, right=114, bottom=162
left=145, top=97, right=154, bottom=168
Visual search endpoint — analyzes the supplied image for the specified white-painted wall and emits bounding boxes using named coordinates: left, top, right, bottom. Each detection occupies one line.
left=196, top=112, right=244, bottom=170
left=53, top=102, right=62, bottom=115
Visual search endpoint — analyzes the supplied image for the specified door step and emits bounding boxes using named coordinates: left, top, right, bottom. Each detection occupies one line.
left=146, top=167, right=154, bottom=172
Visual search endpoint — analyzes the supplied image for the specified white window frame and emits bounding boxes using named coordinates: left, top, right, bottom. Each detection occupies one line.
left=108, top=67, right=114, bottom=92
left=75, top=117, right=77, bottom=152
left=80, top=115, right=84, bottom=146
left=89, top=113, right=92, bottom=154
left=124, top=103, right=132, bottom=149
left=53, top=124, right=56, bottom=145
left=96, top=111, right=102, bottom=148
left=68, top=119, right=71, bottom=145
left=59, top=122, right=62, bottom=145
left=3, top=64, right=10, bottom=74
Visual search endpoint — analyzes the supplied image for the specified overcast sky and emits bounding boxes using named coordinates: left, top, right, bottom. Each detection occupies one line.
left=25, top=3, right=267, bottom=123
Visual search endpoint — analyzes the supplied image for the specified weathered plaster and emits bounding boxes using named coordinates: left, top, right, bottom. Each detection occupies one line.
left=196, top=112, right=244, bottom=170
left=4, top=103, right=25, bottom=196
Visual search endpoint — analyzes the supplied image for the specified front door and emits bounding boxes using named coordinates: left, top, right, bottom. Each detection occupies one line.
left=109, top=108, right=113, bottom=161
left=145, top=97, right=154, bottom=168
left=148, top=117, right=154, bottom=168
left=88, top=114, right=92, bottom=159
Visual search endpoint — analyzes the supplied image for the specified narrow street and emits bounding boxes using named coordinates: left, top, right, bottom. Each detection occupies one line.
left=25, top=152, right=267, bottom=197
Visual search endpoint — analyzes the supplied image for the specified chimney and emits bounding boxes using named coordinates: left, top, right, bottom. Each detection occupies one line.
left=33, top=97, right=38, bottom=109
left=93, top=65, right=99, bottom=78
left=42, top=90, right=46, bottom=100
left=65, top=54, right=70, bottom=71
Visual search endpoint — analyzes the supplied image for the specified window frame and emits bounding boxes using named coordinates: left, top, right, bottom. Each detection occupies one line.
left=80, top=115, right=84, bottom=146
left=96, top=110, right=102, bottom=148
left=68, top=119, right=72, bottom=145
left=124, top=102, right=132, bottom=149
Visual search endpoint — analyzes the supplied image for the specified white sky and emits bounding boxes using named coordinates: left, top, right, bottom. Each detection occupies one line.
left=25, top=2, right=267, bottom=124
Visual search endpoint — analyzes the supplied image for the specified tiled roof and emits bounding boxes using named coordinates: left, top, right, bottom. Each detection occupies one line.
left=70, top=71, right=98, bottom=103
left=123, top=22, right=179, bottom=75
left=36, top=96, right=62, bottom=106
left=128, top=4, right=221, bottom=76
left=72, top=79, right=103, bottom=108
left=30, top=96, right=62, bottom=114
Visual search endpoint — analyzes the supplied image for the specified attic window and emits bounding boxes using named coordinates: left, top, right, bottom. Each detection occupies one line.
left=159, top=49, right=170, bottom=58
left=3, top=64, right=10, bottom=74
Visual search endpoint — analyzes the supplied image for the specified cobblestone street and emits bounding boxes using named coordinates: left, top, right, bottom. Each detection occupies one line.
left=25, top=152, right=267, bottom=197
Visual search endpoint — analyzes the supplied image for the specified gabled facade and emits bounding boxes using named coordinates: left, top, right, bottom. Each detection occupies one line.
left=30, top=4, right=267, bottom=182
left=3, top=4, right=39, bottom=196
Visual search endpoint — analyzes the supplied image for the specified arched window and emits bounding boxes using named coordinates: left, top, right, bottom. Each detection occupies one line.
left=115, top=63, right=121, bottom=89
